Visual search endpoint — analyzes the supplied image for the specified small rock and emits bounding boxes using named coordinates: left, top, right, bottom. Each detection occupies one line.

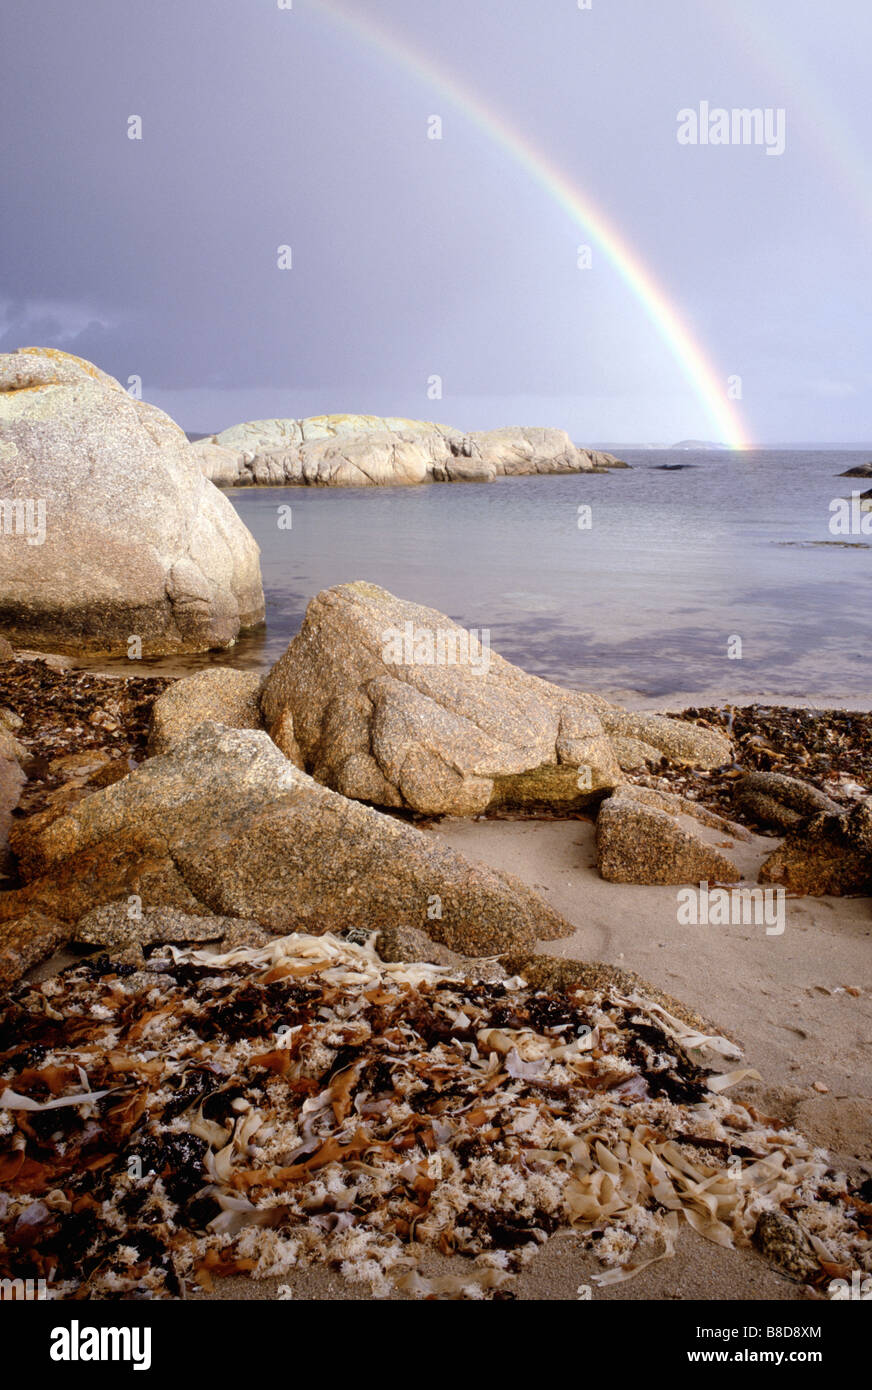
left=812, top=1081, right=829, bottom=1093
left=0, top=729, right=26, bottom=880
left=148, top=667, right=267, bottom=755
left=87, top=757, right=134, bottom=789
left=734, top=770, right=842, bottom=832
left=0, top=910, right=68, bottom=989
left=596, top=784, right=742, bottom=885
left=377, top=924, right=507, bottom=982
left=752, top=1210, right=819, bottom=1282
left=760, top=801, right=872, bottom=895
left=74, top=903, right=257, bottom=949
left=15, top=652, right=76, bottom=672
left=214, top=920, right=273, bottom=952
left=0, top=726, right=27, bottom=763
left=49, top=749, right=113, bottom=779
left=44, top=782, right=92, bottom=811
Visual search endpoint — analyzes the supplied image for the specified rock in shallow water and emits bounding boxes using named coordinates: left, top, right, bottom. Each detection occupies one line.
left=260, top=583, right=731, bottom=817
left=197, top=415, right=623, bottom=487
left=0, top=348, right=265, bottom=656
left=6, top=723, right=572, bottom=957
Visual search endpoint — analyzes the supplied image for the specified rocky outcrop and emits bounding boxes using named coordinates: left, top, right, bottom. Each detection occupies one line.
left=194, top=415, right=624, bottom=487
left=596, top=784, right=744, bottom=885
left=216, top=413, right=461, bottom=455
left=5, top=723, right=573, bottom=957
left=148, top=667, right=268, bottom=755
left=259, top=583, right=731, bottom=817
left=186, top=437, right=245, bottom=487
left=0, top=348, right=265, bottom=655
left=759, top=800, right=872, bottom=896
left=248, top=429, right=450, bottom=488
left=838, top=463, right=872, bottom=478
left=733, top=770, right=843, bottom=832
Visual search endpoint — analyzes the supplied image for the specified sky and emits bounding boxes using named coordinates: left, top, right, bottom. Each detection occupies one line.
left=1, top=0, right=870, bottom=445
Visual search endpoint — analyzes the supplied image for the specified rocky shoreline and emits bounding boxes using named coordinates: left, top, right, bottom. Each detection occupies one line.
left=1, top=350, right=870, bottom=1301
left=1, top=590, right=870, bottom=1298
left=189, top=417, right=627, bottom=489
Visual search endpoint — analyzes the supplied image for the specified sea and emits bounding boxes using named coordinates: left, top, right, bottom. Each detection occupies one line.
left=173, top=449, right=872, bottom=708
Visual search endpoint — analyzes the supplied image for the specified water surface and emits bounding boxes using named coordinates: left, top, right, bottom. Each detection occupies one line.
left=154, top=450, right=872, bottom=705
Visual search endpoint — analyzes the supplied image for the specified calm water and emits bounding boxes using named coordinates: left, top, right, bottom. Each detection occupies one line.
left=184, top=450, right=872, bottom=704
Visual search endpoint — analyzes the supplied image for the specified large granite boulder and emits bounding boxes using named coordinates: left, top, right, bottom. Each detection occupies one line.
left=259, top=583, right=731, bottom=816
left=760, top=800, right=872, bottom=895
left=205, top=415, right=623, bottom=487
left=0, top=348, right=265, bottom=655
left=596, top=785, right=743, bottom=885
left=4, top=723, right=572, bottom=957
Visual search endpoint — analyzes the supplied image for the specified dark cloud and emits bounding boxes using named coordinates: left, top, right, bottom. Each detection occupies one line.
left=1, top=0, right=869, bottom=439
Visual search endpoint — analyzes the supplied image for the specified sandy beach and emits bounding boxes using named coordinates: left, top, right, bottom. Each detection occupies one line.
left=211, top=691, right=872, bottom=1301
left=3, top=648, right=869, bottom=1303
left=192, top=803, right=870, bottom=1303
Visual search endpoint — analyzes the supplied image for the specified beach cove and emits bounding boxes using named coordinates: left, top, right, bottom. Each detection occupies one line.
left=0, top=350, right=870, bottom=1304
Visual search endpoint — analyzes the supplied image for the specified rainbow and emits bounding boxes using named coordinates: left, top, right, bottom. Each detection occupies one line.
left=306, top=0, right=751, bottom=449
left=715, top=0, right=871, bottom=235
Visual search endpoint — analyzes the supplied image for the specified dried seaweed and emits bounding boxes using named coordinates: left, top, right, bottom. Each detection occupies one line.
left=0, top=661, right=169, bottom=829
left=653, top=705, right=872, bottom=826
left=1, top=933, right=867, bottom=1300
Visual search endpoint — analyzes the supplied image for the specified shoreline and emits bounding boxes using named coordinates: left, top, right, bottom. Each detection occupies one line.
left=1, top=653, right=869, bottom=1302
left=16, top=653, right=872, bottom=716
